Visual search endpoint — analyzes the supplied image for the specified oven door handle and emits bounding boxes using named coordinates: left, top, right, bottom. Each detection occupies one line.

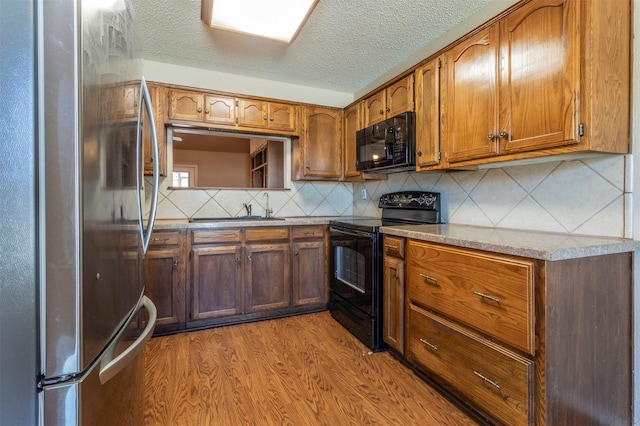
left=329, top=226, right=374, bottom=239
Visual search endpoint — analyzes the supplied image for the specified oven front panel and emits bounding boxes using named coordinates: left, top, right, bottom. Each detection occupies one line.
left=329, top=226, right=380, bottom=317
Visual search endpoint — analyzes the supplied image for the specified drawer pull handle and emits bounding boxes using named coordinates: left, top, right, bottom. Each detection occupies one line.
left=151, top=237, right=169, bottom=243
left=474, top=371, right=500, bottom=389
left=473, top=291, right=500, bottom=304
left=385, top=244, right=398, bottom=250
left=419, top=338, right=438, bottom=352
left=419, top=273, right=438, bottom=286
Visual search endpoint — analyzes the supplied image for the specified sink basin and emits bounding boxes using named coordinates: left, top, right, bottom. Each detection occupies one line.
left=189, top=216, right=285, bottom=223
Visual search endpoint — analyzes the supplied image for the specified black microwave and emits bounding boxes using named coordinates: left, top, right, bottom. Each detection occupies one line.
left=356, top=111, right=415, bottom=173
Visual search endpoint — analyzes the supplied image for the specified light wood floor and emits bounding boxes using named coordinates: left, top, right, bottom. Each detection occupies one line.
left=144, top=311, right=478, bottom=425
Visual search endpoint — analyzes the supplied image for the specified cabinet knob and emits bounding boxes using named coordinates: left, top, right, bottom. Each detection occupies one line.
left=173, top=260, right=179, bottom=268
left=415, top=150, right=422, bottom=157
left=499, top=130, right=507, bottom=138
left=295, top=252, right=299, bottom=257
left=247, top=255, right=252, bottom=261
left=263, top=115, right=268, bottom=121
left=386, top=107, right=390, bottom=112
left=197, top=107, right=202, bottom=113
left=379, top=109, right=384, bottom=115
left=270, top=116, right=274, bottom=121
left=205, top=109, right=210, bottom=114
left=394, top=275, right=400, bottom=280
left=236, top=256, right=241, bottom=264
left=487, top=133, right=495, bottom=140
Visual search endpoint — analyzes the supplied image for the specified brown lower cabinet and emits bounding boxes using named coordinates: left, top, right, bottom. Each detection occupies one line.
left=401, top=239, right=632, bottom=425
left=143, top=230, right=187, bottom=334
left=145, top=225, right=328, bottom=335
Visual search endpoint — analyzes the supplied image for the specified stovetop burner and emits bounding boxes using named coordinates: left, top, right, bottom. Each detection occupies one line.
left=330, top=191, right=442, bottom=232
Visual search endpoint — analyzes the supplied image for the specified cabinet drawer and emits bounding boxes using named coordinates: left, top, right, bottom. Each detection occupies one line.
left=383, top=235, right=405, bottom=258
left=407, top=304, right=533, bottom=426
left=292, top=225, right=325, bottom=240
left=245, top=227, right=290, bottom=242
left=148, top=231, right=182, bottom=247
left=407, top=240, right=535, bottom=354
left=191, top=229, right=242, bottom=245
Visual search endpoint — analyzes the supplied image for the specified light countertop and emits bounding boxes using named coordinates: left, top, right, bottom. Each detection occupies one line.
left=380, top=224, right=640, bottom=261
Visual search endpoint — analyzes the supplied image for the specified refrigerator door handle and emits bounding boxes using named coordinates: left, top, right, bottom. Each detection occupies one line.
left=98, top=296, right=157, bottom=385
left=136, top=77, right=160, bottom=254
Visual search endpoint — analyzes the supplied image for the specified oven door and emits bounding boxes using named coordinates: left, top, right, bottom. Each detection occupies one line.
left=329, top=225, right=377, bottom=316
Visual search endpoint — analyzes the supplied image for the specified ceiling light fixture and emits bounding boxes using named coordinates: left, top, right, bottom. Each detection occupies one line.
left=201, top=0, right=318, bottom=43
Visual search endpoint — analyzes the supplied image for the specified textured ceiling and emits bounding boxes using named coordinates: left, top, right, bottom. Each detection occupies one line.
left=130, top=0, right=503, bottom=95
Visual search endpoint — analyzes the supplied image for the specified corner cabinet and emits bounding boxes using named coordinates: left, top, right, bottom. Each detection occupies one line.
left=292, top=226, right=327, bottom=306
left=143, top=230, right=186, bottom=335
left=404, top=239, right=632, bottom=425
left=443, top=0, right=629, bottom=166
left=292, top=106, right=343, bottom=181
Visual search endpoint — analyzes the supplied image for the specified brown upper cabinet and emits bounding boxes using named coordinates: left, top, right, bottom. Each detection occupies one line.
left=293, top=106, right=343, bottom=180
left=443, top=0, right=629, bottom=165
left=168, top=89, right=205, bottom=122
left=414, top=57, right=443, bottom=170
left=167, top=89, right=237, bottom=126
left=363, top=75, right=414, bottom=127
left=167, top=88, right=298, bottom=133
left=144, top=84, right=167, bottom=176
left=237, top=99, right=297, bottom=132
left=342, top=102, right=362, bottom=179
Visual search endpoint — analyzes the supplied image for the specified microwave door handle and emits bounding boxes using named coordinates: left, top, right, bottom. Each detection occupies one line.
left=385, top=127, right=394, bottom=160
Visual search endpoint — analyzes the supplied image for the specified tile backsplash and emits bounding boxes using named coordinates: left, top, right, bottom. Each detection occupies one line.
left=152, top=179, right=354, bottom=219
left=152, top=155, right=627, bottom=238
left=354, top=156, right=628, bottom=238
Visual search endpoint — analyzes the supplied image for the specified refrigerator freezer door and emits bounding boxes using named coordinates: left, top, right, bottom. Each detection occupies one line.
left=42, top=296, right=155, bottom=425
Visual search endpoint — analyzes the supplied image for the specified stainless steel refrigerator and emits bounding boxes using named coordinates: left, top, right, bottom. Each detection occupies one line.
left=0, top=0, right=159, bottom=424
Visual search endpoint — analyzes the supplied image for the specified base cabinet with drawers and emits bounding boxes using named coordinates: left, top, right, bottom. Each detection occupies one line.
left=143, top=225, right=328, bottom=335
left=143, top=230, right=187, bottom=335
left=401, top=239, right=631, bottom=425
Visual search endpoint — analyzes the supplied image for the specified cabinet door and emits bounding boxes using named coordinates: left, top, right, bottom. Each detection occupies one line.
left=168, top=89, right=204, bottom=121
left=245, top=242, right=291, bottom=313
left=415, top=58, right=442, bottom=169
left=144, top=84, right=167, bottom=177
left=386, top=75, right=414, bottom=118
left=237, top=99, right=267, bottom=128
left=499, top=0, right=578, bottom=154
left=383, top=255, right=404, bottom=353
left=191, top=244, right=243, bottom=320
left=445, top=25, right=500, bottom=163
left=145, top=246, right=185, bottom=332
left=301, top=106, right=343, bottom=179
left=122, top=85, right=139, bottom=118
left=204, top=95, right=236, bottom=126
left=363, top=90, right=386, bottom=127
left=292, top=240, right=327, bottom=306
left=342, top=102, right=362, bottom=179
left=268, top=102, right=297, bottom=131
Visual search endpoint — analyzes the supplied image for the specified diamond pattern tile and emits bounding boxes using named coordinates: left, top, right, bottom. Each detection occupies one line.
left=149, top=157, right=624, bottom=238
left=531, top=161, right=619, bottom=232
left=469, top=169, right=527, bottom=225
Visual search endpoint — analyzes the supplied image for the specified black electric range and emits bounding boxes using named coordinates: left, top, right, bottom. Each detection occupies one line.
left=328, top=191, right=441, bottom=351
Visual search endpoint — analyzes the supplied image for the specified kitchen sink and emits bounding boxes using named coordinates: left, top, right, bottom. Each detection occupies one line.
left=189, top=216, right=285, bottom=223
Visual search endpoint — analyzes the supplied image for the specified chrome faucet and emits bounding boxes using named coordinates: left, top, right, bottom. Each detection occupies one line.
left=263, top=193, right=273, bottom=218
left=243, top=202, right=252, bottom=217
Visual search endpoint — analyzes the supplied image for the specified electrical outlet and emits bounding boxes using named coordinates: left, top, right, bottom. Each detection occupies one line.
left=361, top=188, right=367, bottom=199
